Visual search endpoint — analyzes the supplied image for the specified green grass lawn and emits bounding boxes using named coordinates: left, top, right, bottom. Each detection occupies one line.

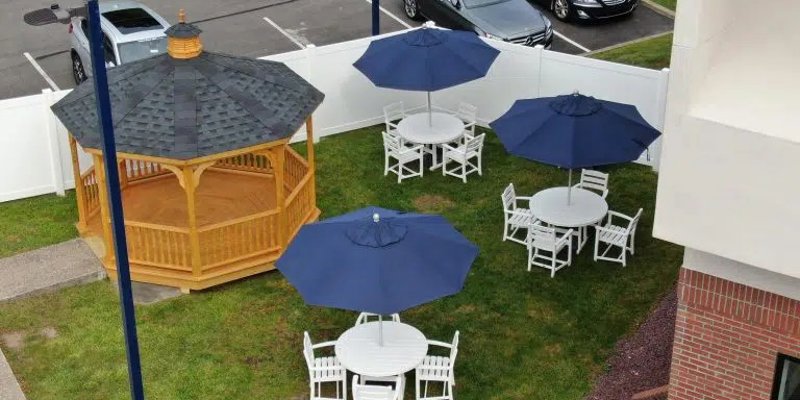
left=0, top=191, right=78, bottom=258
left=0, top=127, right=682, bottom=399
left=649, top=0, right=676, bottom=11
left=591, top=33, right=673, bottom=70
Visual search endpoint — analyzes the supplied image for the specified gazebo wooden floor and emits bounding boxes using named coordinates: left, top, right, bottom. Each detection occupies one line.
left=86, top=169, right=277, bottom=233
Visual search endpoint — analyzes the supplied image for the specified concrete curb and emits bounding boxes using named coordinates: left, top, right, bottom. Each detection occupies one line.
left=0, top=348, right=26, bottom=400
left=642, top=0, right=675, bottom=18
left=583, top=31, right=673, bottom=57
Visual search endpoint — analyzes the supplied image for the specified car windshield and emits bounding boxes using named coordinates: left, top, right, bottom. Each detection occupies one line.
left=117, top=37, right=167, bottom=64
left=102, top=8, right=163, bottom=34
left=462, top=0, right=510, bottom=8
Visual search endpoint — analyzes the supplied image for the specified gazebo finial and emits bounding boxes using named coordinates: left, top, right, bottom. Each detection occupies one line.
left=165, top=9, right=203, bottom=59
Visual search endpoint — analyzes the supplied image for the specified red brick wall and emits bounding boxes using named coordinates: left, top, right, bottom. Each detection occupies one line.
left=669, top=268, right=800, bottom=400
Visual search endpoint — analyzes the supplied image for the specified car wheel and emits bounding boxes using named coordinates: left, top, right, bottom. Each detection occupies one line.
left=404, top=0, right=423, bottom=21
left=552, top=0, right=573, bottom=21
left=72, top=53, right=87, bottom=85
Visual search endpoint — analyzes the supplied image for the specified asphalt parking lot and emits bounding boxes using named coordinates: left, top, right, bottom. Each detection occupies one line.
left=0, top=0, right=672, bottom=100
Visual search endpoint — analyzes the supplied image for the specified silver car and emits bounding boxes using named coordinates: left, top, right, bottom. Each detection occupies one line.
left=69, top=0, right=170, bottom=84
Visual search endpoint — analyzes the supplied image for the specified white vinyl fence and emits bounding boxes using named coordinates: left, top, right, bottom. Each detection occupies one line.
left=0, top=29, right=668, bottom=203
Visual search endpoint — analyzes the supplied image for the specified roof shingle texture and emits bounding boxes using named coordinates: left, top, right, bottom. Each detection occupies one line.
left=51, top=51, right=325, bottom=160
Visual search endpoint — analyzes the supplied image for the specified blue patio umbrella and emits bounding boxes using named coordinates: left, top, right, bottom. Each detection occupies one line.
left=490, top=93, right=661, bottom=203
left=276, top=206, right=478, bottom=344
left=353, top=25, right=500, bottom=124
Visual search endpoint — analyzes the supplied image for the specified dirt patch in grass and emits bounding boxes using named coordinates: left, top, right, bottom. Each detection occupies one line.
left=413, top=194, right=455, bottom=213
left=40, top=327, right=58, bottom=340
left=585, top=289, right=676, bottom=400
left=1, top=331, right=25, bottom=351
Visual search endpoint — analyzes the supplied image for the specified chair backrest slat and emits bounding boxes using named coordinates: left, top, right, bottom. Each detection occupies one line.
left=628, top=208, right=643, bottom=233
left=466, top=133, right=485, bottom=152
left=383, top=102, right=405, bottom=126
left=578, top=169, right=609, bottom=195
left=303, top=332, right=314, bottom=370
left=501, top=183, right=516, bottom=211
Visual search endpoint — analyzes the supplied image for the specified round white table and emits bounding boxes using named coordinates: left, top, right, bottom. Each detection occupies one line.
left=529, top=187, right=608, bottom=252
left=397, top=112, right=464, bottom=170
left=335, top=321, right=428, bottom=377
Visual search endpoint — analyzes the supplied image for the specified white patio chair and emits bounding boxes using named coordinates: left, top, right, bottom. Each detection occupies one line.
left=527, top=223, right=573, bottom=278
left=383, top=131, right=424, bottom=183
left=593, top=208, right=643, bottom=267
left=415, top=331, right=459, bottom=400
left=501, top=183, right=537, bottom=245
left=384, top=102, right=406, bottom=136
left=442, top=133, right=485, bottom=183
left=353, top=375, right=405, bottom=400
left=304, top=331, right=347, bottom=400
left=455, top=102, right=477, bottom=139
left=355, top=312, right=401, bottom=326
left=572, top=169, right=609, bottom=199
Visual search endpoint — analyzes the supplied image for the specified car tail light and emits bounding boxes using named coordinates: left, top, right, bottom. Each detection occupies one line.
left=68, top=22, right=73, bottom=33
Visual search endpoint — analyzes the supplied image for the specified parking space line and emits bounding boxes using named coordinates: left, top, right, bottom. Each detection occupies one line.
left=23, top=52, right=60, bottom=91
left=364, top=0, right=414, bottom=29
left=262, top=16, right=306, bottom=49
left=552, top=30, right=591, bottom=53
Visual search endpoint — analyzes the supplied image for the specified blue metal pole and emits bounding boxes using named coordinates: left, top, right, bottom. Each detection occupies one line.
left=372, top=0, right=380, bottom=35
left=85, top=1, right=145, bottom=399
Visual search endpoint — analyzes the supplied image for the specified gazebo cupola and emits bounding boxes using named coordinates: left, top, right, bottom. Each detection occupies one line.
left=51, top=11, right=325, bottom=292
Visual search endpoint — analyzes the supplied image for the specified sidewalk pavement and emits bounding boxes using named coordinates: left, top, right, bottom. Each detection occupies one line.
left=0, top=348, right=25, bottom=400
left=0, top=239, right=105, bottom=303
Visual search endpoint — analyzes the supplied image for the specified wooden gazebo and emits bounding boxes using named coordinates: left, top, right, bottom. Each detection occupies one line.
left=51, top=14, right=324, bottom=292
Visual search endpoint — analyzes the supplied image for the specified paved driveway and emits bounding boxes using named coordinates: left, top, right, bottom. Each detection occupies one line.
left=0, top=0, right=672, bottom=100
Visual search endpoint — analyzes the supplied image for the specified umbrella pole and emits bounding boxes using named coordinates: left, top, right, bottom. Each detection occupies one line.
left=567, top=169, right=573, bottom=205
left=427, top=91, right=432, bottom=126
left=379, top=315, right=384, bottom=347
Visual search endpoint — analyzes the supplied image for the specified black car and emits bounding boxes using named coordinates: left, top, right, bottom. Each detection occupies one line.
left=531, top=0, right=638, bottom=22
left=403, top=0, right=554, bottom=48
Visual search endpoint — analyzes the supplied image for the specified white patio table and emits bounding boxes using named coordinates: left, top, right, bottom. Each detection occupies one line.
left=529, top=186, right=609, bottom=252
left=397, top=112, right=464, bottom=170
left=335, top=321, right=428, bottom=377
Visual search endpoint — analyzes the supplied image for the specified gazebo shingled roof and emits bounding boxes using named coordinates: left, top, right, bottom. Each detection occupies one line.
left=50, top=13, right=325, bottom=292
left=51, top=46, right=324, bottom=160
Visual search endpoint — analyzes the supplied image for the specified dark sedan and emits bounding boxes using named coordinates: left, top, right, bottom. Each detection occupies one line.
left=531, top=0, right=639, bottom=21
left=403, top=0, right=554, bottom=48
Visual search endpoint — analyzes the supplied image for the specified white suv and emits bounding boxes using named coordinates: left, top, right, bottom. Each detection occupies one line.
left=69, top=0, right=170, bottom=84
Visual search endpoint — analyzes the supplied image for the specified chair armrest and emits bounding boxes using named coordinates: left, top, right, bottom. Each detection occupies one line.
left=399, top=144, right=424, bottom=154
left=607, top=211, right=633, bottom=224
left=441, top=143, right=461, bottom=153
left=594, top=225, right=626, bottom=236
left=556, top=229, right=574, bottom=245
left=427, top=339, right=453, bottom=349
left=462, top=121, right=476, bottom=129
left=506, top=209, right=532, bottom=219
left=311, top=340, right=338, bottom=349
left=312, top=365, right=346, bottom=372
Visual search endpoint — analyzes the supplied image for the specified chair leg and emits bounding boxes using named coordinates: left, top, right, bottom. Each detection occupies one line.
left=550, top=252, right=556, bottom=278
left=527, top=247, right=533, bottom=272
left=416, top=375, right=421, bottom=400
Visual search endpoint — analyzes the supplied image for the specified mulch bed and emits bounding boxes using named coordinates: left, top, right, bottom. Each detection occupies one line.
left=585, top=289, right=677, bottom=400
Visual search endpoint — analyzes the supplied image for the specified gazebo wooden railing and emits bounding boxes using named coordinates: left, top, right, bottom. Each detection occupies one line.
left=70, top=120, right=320, bottom=292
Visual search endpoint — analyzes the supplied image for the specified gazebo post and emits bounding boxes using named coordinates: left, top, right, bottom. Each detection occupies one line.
left=68, top=133, right=88, bottom=233
left=92, top=153, right=115, bottom=264
left=305, top=116, right=316, bottom=205
left=182, top=165, right=202, bottom=286
left=271, top=147, right=287, bottom=246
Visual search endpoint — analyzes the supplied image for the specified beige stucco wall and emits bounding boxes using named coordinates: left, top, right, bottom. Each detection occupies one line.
left=653, top=0, right=800, bottom=279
